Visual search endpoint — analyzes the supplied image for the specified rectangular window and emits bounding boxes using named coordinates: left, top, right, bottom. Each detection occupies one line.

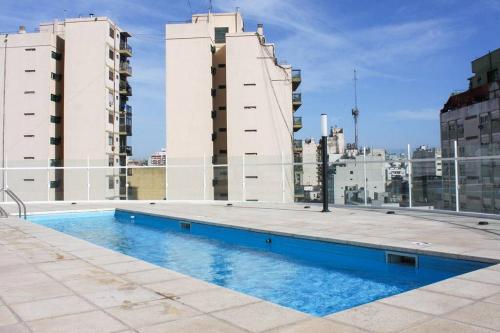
left=244, top=106, right=257, bottom=109
left=25, top=48, right=36, bottom=51
left=244, top=83, right=256, bottom=86
left=50, top=94, right=61, bottom=102
left=50, top=115, right=61, bottom=123
left=109, top=50, right=114, bottom=60
left=108, top=177, right=114, bottom=189
left=218, top=85, right=226, bottom=89
left=23, top=157, right=35, bottom=160
left=218, top=64, right=226, bottom=68
left=218, top=128, right=227, bottom=132
left=24, top=91, right=35, bottom=94
left=108, top=135, right=113, bottom=145
left=245, top=129, right=257, bottom=132
left=23, top=135, right=34, bottom=138
left=211, top=88, right=216, bottom=97
left=109, top=28, right=115, bottom=38
left=218, top=106, right=226, bottom=111
left=23, top=179, right=35, bottom=182
left=214, top=27, right=229, bottom=43
left=109, top=70, right=114, bottom=81
left=108, top=156, right=114, bottom=167
left=25, top=69, right=35, bottom=73
left=245, top=152, right=258, bottom=156
left=466, top=136, right=479, bottom=140
left=51, top=51, right=62, bottom=60
left=51, top=72, right=62, bottom=81
left=24, top=113, right=35, bottom=116
left=108, top=112, right=114, bottom=124
left=49, top=180, right=60, bottom=188
left=245, top=176, right=258, bottom=179
left=50, top=137, right=61, bottom=145
left=465, top=115, right=477, bottom=120
left=219, top=149, right=227, bottom=154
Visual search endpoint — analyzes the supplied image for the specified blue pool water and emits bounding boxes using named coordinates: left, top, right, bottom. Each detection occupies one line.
left=29, top=210, right=489, bottom=316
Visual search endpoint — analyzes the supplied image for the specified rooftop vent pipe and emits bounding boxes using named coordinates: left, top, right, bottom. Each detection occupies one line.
left=18, top=26, right=26, bottom=34
left=257, top=23, right=263, bottom=36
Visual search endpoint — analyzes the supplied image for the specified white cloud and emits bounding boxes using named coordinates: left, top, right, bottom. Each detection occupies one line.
left=386, top=109, right=439, bottom=121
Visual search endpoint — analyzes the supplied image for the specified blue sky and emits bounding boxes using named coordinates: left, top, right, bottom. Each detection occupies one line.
left=1, top=0, right=499, bottom=158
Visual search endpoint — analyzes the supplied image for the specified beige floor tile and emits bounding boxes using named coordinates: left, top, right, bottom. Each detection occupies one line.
left=459, top=269, right=500, bottom=286
left=45, top=265, right=113, bottom=282
left=178, top=288, right=259, bottom=313
left=106, top=299, right=200, bottom=328
left=36, top=259, right=92, bottom=272
left=446, top=301, right=500, bottom=330
left=0, top=280, right=73, bottom=305
left=138, top=314, right=247, bottom=333
left=101, top=260, right=159, bottom=275
left=145, top=277, right=218, bottom=297
left=27, top=310, right=126, bottom=333
left=423, top=278, right=500, bottom=300
left=380, top=289, right=473, bottom=315
left=122, top=268, right=185, bottom=284
left=328, top=302, right=431, bottom=332
left=0, top=306, right=18, bottom=326
left=63, top=275, right=130, bottom=294
left=402, top=318, right=495, bottom=333
left=11, top=295, right=95, bottom=321
left=484, top=292, right=500, bottom=305
left=212, top=301, right=308, bottom=332
left=81, top=285, right=164, bottom=308
left=267, top=318, right=366, bottom=333
left=0, top=323, right=31, bottom=333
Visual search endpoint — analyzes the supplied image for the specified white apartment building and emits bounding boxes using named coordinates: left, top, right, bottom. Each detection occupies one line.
left=0, top=16, right=133, bottom=201
left=166, top=12, right=301, bottom=202
left=148, top=149, right=166, bottom=166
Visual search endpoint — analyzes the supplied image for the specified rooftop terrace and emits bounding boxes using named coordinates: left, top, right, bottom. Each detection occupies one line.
left=1, top=202, right=499, bottom=332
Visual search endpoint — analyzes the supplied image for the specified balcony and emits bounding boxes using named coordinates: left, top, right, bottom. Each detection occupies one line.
left=119, top=81, right=132, bottom=96
left=292, top=69, right=301, bottom=90
left=119, top=103, right=132, bottom=114
left=292, top=92, right=302, bottom=111
left=293, top=139, right=303, bottom=152
left=119, top=123, right=132, bottom=136
left=119, top=62, right=132, bottom=76
left=119, top=145, right=132, bottom=156
left=119, top=41, right=132, bottom=57
left=293, top=116, right=302, bottom=132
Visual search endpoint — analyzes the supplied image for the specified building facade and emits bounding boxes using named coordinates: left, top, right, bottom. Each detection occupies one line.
left=412, top=145, right=442, bottom=207
left=166, top=12, right=301, bottom=202
left=148, top=149, right=166, bottom=166
left=0, top=16, right=133, bottom=201
left=440, top=49, right=500, bottom=213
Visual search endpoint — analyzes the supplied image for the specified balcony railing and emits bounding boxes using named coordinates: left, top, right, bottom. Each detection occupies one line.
left=292, top=92, right=302, bottom=111
left=119, top=41, right=132, bottom=56
left=119, top=81, right=132, bottom=96
left=119, top=145, right=132, bottom=156
left=292, top=69, right=301, bottom=90
left=293, top=139, right=303, bottom=151
left=119, top=62, right=132, bottom=76
left=119, top=103, right=132, bottom=113
left=293, top=116, right=302, bottom=132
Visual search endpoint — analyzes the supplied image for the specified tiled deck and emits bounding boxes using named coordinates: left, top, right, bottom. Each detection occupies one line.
left=0, top=201, right=499, bottom=332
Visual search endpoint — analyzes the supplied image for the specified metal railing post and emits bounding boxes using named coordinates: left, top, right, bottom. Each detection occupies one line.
left=407, top=144, right=412, bottom=208
left=363, top=147, right=368, bottom=206
left=454, top=140, right=460, bottom=212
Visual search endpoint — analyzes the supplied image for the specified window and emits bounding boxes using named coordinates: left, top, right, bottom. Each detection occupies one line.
left=24, top=113, right=35, bottom=116
left=487, top=69, right=498, bottom=83
left=23, top=135, right=34, bottom=138
left=211, top=66, right=216, bottom=75
left=244, top=83, right=256, bottom=86
left=218, top=106, right=226, bottom=111
left=219, top=149, right=227, bottom=154
left=245, top=152, right=258, bottom=156
left=245, top=176, right=258, bottom=179
left=23, top=179, right=35, bottom=182
left=108, top=91, right=114, bottom=107
left=49, top=159, right=61, bottom=167
left=51, top=51, right=62, bottom=60
left=108, top=177, right=114, bottom=189
left=219, top=128, right=226, bottom=132
left=211, top=88, right=216, bottom=97
left=214, top=27, right=229, bottom=43
left=23, top=157, right=35, bottom=160
left=108, top=156, right=114, bottom=167
left=108, top=112, right=114, bottom=124
left=244, top=106, right=257, bottom=109
left=218, top=85, right=226, bottom=89
left=109, top=50, right=114, bottom=60
left=109, top=70, right=114, bottom=81
left=51, top=72, right=62, bottom=81
left=24, top=91, right=35, bottom=94
left=218, top=64, right=226, bottom=68
left=25, top=48, right=36, bottom=51
left=50, top=137, right=61, bottom=145
left=244, top=129, right=257, bottom=132
left=50, top=94, right=61, bottom=102
left=50, top=115, right=61, bottom=123
left=25, top=69, right=35, bottom=73
left=108, top=135, right=113, bottom=145
left=109, top=28, right=115, bottom=38
left=50, top=181, right=60, bottom=188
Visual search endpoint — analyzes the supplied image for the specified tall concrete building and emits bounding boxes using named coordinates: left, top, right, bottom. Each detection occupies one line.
left=440, top=48, right=500, bottom=213
left=0, top=16, right=133, bottom=201
left=166, top=12, right=301, bottom=202
left=412, top=145, right=443, bottom=207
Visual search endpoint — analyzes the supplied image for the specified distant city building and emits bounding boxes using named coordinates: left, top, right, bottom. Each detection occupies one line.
left=0, top=16, right=133, bottom=201
left=166, top=12, right=301, bottom=202
left=412, top=145, right=443, bottom=207
left=327, top=127, right=345, bottom=156
left=440, top=48, right=500, bottom=213
left=148, top=149, right=166, bottom=166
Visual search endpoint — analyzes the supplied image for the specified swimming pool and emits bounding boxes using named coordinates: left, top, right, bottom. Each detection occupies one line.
left=29, top=210, right=490, bottom=316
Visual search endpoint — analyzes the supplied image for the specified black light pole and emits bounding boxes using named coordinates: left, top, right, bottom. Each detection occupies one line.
left=321, top=114, right=330, bottom=212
